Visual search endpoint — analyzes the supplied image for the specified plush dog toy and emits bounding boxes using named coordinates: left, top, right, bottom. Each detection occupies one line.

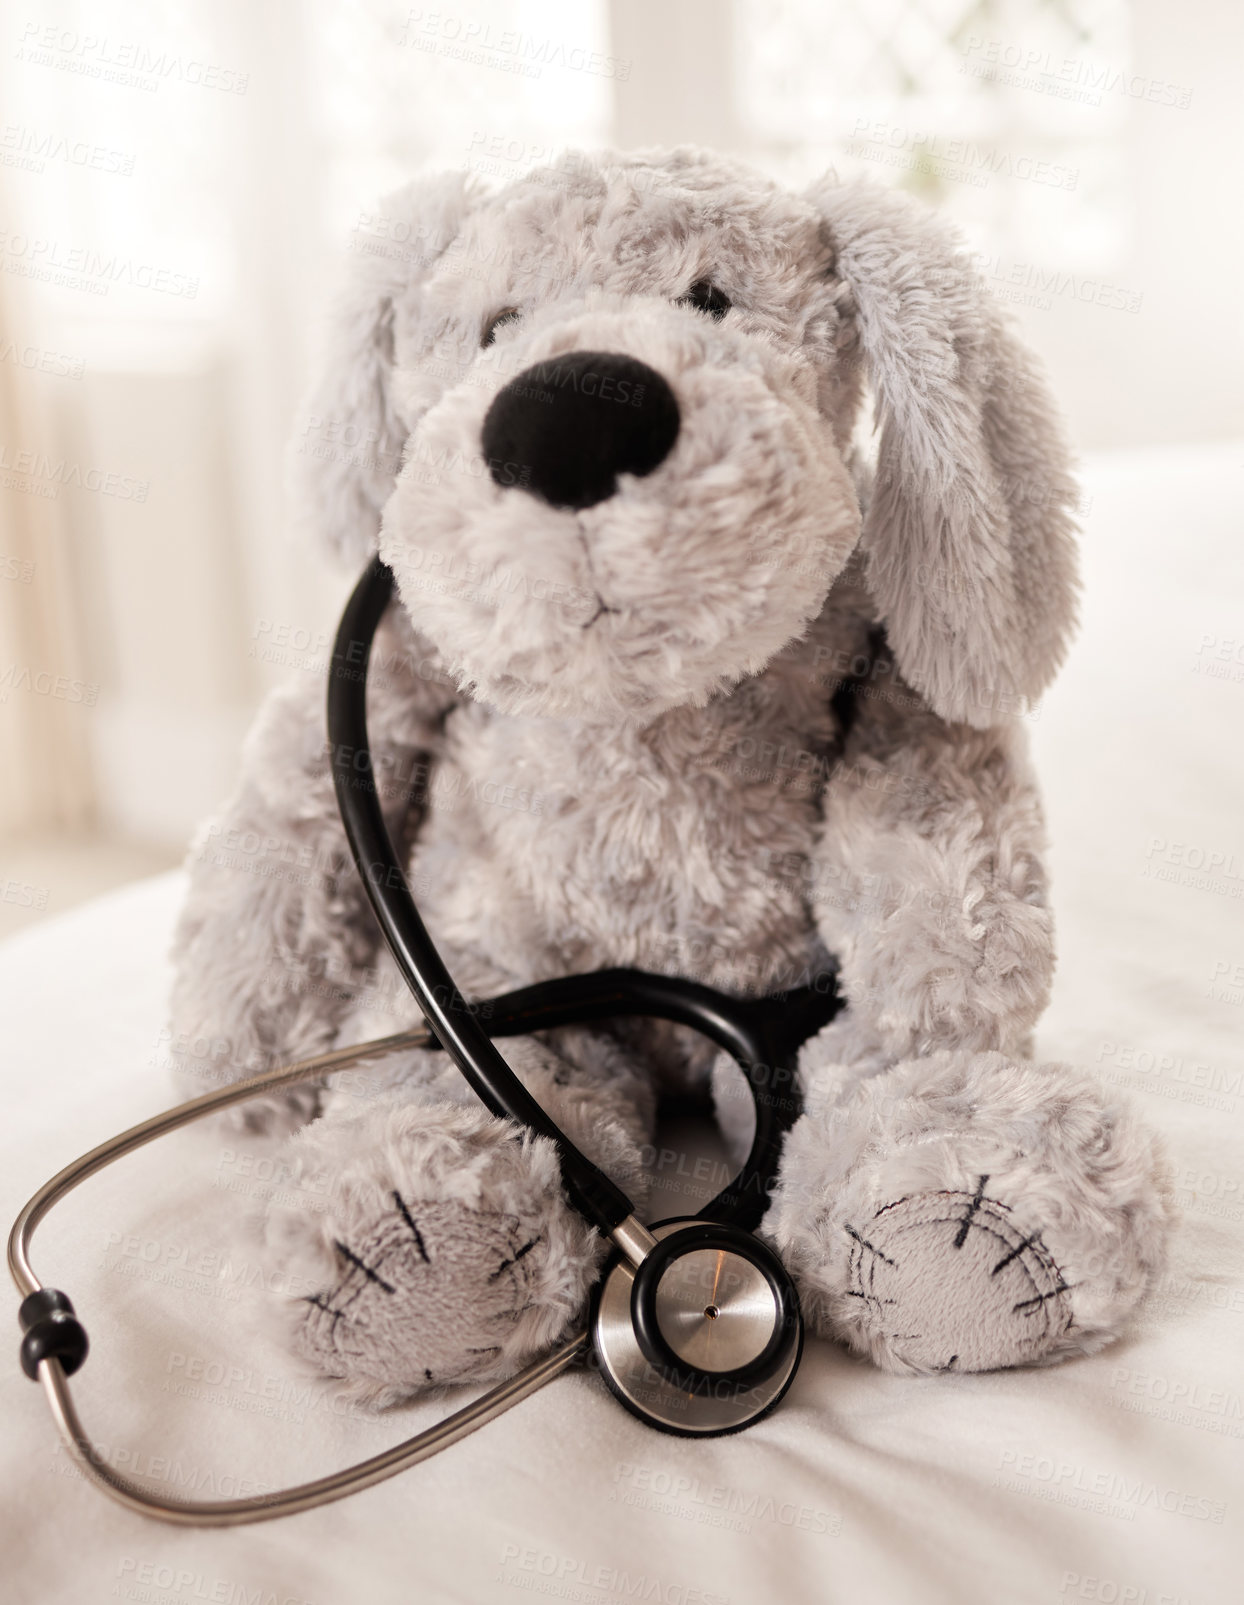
left=171, top=146, right=1170, bottom=1400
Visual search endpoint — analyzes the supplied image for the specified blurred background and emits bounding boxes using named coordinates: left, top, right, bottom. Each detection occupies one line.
left=1, top=0, right=1241, bottom=937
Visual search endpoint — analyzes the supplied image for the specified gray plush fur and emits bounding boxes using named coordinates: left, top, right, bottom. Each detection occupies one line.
left=171, top=146, right=1171, bottom=1399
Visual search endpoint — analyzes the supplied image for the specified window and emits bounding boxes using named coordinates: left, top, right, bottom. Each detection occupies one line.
left=734, top=0, right=1134, bottom=270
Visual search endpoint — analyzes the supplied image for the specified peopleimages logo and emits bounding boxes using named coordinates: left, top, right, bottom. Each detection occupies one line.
left=971, top=252, right=1142, bottom=314
left=847, top=119, right=1079, bottom=191
left=995, top=1448, right=1227, bottom=1522
left=524, top=358, right=647, bottom=408
left=959, top=36, right=1193, bottom=109
left=0, top=442, right=148, bottom=500
left=0, top=663, right=98, bottom=705
left=611, top=1462, right=840, bottom=1535
left=0, top=232, right=198, bottom=299
left=0, top=122, right=135, bottom=175
left=0, top=338, right=84, bottom=378
left=14, top=24, right=249, bottom=94
left=398, top=10, right=631, bottom=80
left=495, top=1545, right=727, bottom=1603
left=113, top=1558, right=317, bottom=1605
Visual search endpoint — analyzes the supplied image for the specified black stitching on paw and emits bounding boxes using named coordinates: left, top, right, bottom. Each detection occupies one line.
left=992, top=1231, right=1042, bottom=1276
left=334, top=1239, right=397, bottom=1294
left=488, top=1237, right=540, bottom=1282
left=1013, top=1282, right=1071, bottom=1313
left=953, top=1174, right=990, bottom=1248
left=392, top=1191, right=430, bottom=1262
left=844, top=1223, right=897, bottom=1266
left=845, top=1221, right=899, bottom=1323
left=304, top=1292, right=345, bottom=1328
left=846, top=1192, right=1076, bottom=1356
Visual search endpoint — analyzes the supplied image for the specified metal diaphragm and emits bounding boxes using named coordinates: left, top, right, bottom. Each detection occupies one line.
left=590, top=1219, right=803, bottom=1436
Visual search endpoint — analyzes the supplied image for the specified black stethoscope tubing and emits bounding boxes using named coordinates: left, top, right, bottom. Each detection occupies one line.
left=326, top=555, right=844, bottom=1237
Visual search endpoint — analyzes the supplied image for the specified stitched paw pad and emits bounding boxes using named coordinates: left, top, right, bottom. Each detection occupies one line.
left=769, top=1049, right=1172, bottom=1376
left=841, top=1183, right=1072, bottom=1372
left=295, top=1196, right=552, bottom=1389
left=264, top=1094, right=603, bottom=1403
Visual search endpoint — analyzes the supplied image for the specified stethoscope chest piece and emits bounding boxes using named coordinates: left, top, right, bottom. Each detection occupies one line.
left=591, top=1219, right=804, bottom=1436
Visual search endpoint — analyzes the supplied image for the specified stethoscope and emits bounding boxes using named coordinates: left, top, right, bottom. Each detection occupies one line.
left=8, top=555, right=843, bottom=1526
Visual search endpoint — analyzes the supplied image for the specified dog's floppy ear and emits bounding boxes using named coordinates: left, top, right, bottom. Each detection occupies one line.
left=808, top=176, right=1080, bottom=727
left=290, top=171, right=477, bottom=570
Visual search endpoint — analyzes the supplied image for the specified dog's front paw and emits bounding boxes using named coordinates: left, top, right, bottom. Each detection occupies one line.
left=264, top=1096, right=601, bottom=1403
left=825, top=1181, right=1076, bottom=1373
left=768, top=1050, right=1174, bottom=1375
left=294, top=1195, right=564, bottom=1391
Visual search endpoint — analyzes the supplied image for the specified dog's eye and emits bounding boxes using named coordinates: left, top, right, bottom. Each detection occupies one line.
left=481, top=307, right=521, bottom=347
left=677, top=280, right=731, bottom=321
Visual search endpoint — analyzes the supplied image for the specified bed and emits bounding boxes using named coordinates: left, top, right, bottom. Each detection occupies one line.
left=3, top=443, right=1240, bottom=1605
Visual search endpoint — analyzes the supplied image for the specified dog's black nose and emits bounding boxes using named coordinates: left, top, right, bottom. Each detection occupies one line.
left=481, top=350, right=680, bottom=510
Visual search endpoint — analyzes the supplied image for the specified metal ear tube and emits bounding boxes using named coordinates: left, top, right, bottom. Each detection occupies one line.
left=8, top=555, right=843, bottom=1523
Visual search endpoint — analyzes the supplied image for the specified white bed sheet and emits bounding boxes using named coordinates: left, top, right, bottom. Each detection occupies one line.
left=3, top=443, right=1241, bottom=1605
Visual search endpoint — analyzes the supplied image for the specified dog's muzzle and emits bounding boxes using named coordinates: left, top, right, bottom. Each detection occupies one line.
left=481, top=350, right=680, bottom=511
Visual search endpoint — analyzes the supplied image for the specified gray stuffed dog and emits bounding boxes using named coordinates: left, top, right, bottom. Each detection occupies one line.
left=171, top=146, right=1170, bottom=1403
